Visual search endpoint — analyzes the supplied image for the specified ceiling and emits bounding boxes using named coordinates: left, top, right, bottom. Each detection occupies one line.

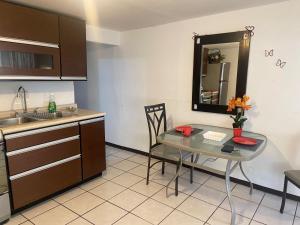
left=9, top=0, right=287, bottom=31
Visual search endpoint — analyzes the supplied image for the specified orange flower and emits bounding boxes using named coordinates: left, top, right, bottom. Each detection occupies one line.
left=235, top=98, right=242, bottom=107
left=227, top=96, right=252, bottom=112
left=227, top=97, right=236, bottom=112
left=241, top=101, right=251, bottom=110
left=243, top=95, right=250, bottom=103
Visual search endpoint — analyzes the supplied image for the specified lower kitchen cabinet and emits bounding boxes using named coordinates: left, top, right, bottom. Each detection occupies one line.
left=80, top=117, right=106, bottom=180
left=5, top=118, right=106, bottom=210
left=11, top=158, right=81, bottom=209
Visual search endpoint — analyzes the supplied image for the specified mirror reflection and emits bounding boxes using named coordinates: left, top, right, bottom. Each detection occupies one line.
left=200, top=42, right=240, bottom=106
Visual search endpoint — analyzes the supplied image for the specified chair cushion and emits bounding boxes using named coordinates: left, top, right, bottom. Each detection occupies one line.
left=285, top=170, right=300, bottom=185
left=151, top=144, right=191, bottom=161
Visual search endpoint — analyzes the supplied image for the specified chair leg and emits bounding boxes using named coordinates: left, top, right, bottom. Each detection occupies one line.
left=280, top=176, right=288, bottom=213
left=190, top=154, right=194, bottom=184
left=175, top=161, right=180, bottom=196
left=146, top=152, right=152, bottom=185
left=162, top=160, right=165, bottom=175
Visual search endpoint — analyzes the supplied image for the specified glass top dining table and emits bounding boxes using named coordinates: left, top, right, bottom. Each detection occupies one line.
left=157, top=124, right=267, bottom=225
left=157, top=124, right=267, bottom=161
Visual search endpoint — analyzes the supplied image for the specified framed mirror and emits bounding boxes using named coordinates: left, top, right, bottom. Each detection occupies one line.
left=192, top=31, right=251, bottom=114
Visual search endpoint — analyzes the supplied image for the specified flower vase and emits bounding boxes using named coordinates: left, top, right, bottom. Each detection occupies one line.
left=233, top=128, right=242, bottom=137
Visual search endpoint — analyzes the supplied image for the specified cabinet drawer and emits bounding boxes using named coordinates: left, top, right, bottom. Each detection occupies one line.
left=5, top=123, right=79, bottom=152
left=7, top=137, right=80, bottom=176
left=11, top=157, right=81, bottom=210
left=0, top=1, right=59, bottom=44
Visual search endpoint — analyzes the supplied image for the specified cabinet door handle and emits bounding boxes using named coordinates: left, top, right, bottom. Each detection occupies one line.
left=10, top=154, right=81, bottom=181
left=5, top=122, right=78, bottom=140
left=61, top=76, right=87, bottom=80
left=79, top=117, right=104, bottom=125
left=0, top=36, right=59, bottom=48
left=0, top=76, right=60, bottom=80
left=6, top=135, right=79, bottom=157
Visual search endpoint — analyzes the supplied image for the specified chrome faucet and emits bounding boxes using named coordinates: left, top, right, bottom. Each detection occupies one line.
left=16, top=86, right=27, bottom=113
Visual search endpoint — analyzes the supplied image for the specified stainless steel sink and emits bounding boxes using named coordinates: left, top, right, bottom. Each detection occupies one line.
left=24, top=111, right=64, bottom=120
left=0, top=117, right=39, bottom=127
left=0, top=111, right=76, bottom=128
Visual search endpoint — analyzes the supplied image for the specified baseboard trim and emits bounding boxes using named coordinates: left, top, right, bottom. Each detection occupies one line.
left=106, top=142, right=300, bottom=202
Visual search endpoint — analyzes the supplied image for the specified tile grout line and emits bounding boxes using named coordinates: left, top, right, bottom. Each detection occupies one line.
left=249, top=192, right=266, bottom=225
left=157, top=173, right=212, bottom=225
left=203, top=183, right=237, bottom=224
left=23, top=149, right=134, bottom=224
left=83, top=171, right=157, bottom=225
left=13, top=147, right=279, bottom=225
left=217, top=183, right=265, bottom=221
left=106, top=155, right=200, bottom=225
left=292, top=202, right=299, bottom=225
left=12, top=149, right=148, bottom=225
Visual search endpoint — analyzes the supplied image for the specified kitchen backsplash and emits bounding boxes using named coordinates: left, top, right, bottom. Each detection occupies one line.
left=0, top=81, right=75, bottom=112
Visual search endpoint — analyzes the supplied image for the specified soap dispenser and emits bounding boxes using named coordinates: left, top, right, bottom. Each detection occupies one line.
left=48, top=93, right=57, bottom=113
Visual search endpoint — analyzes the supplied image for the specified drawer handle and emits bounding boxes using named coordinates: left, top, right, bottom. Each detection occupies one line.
left=6, top=135, right=79, bottom=157
left=79, top=117, right=104, bottom=125
left=61, top=76, right=87, bottom=80
left=10, top=154, right=81, bottom=181
left=0, top=76, right=61, bottom=80
left=0, top=36, right=59, bottom=48
left=5, top=122, right=78, bottom=140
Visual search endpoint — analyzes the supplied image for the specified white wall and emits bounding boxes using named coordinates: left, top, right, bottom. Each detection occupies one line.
left=75, top=0, right=300, bottom=194
left=86, top=25, right=121, bottom=46
left=0, top=82, right=74, bottom=112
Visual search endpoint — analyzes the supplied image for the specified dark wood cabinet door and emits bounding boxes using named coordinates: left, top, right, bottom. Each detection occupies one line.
left=0, top=41, right=61, bottom=79
left=0, top=1, right=59, bottom=44
left=80, top=118, right=106, bottom=180
left=59, top=16, right=87, bottom=80
left=11, top=158, right=81, bottom=210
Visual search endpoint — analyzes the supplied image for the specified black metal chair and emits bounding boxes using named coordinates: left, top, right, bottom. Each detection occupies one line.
left=280, top=170, right=300, bottom=213
left=144, top=103, right=195, bottom=195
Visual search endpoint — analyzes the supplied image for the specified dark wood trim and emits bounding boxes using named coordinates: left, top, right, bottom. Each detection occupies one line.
left=106, top=142, right=300, bottom=202
left=192, top=31, right=251, bottom=114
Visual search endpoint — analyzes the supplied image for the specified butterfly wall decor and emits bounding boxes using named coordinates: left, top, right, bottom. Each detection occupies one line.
left=244, top=26, right=255, bottom=39
left=192, top=32, right=199, bottom=40
left=265, top=49, right=274, bottom=57
left=276, top=59, right=287, bottom=68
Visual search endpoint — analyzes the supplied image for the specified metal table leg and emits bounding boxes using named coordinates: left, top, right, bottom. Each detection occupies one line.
left=226, top=160, right=236, bottom=225
left=239, top=162, right=253, bottom=195
left=166, top=149, right=183, bottom=197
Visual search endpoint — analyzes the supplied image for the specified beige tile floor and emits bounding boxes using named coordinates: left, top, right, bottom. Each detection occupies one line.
left=5, top=146, right=300, bottom=225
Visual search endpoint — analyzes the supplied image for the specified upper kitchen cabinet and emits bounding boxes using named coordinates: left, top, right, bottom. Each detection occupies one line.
left=59, top=16, right=87, bottom=80
left=0, top=1, right=60, bottom=80
left=0, top=1, right=59, bottom=44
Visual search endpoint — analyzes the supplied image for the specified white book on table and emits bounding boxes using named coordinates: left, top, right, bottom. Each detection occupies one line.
left=203, top=131, right=227, bottom=142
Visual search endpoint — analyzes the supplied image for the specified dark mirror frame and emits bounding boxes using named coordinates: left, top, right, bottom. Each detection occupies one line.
left=191, top=31, right=251, bottom=114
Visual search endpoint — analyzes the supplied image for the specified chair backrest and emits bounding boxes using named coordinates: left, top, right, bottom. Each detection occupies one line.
left=144, top=103, right=167, bottom=150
